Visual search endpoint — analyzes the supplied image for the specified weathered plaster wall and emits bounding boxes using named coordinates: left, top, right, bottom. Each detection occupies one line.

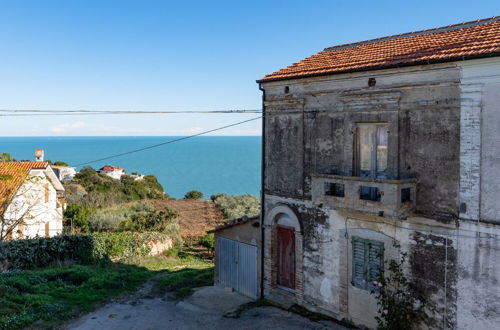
left=263, top=63, right=461, bottom=218
left=456, top=222, right=500, bottom=330
left=263, top=195, right=459, bottom=328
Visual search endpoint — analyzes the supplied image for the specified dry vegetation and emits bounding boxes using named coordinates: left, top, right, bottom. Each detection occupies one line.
left=152, top=199, right=225, bottom=241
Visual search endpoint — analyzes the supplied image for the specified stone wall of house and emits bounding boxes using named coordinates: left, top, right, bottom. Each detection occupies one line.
left=263, top=63, right=462, bottom=218
left=261, top=58, right=500, bottom=329
left=263, top=195, right=462, bottom=328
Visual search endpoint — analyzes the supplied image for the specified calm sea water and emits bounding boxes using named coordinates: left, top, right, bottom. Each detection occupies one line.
left=0, top=136, right=261, bottom=198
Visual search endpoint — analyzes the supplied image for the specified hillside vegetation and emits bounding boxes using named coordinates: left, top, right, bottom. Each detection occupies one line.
left=211, top=193, right=260, bottom=220
left=63, top=167, right=178, bottom=239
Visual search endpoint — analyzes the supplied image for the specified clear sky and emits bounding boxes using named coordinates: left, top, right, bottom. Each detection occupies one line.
left=1, top=0, right=499, bottom=136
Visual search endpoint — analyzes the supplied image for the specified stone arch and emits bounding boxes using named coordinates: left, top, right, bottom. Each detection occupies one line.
left=265, top=204, right=301, bottom=233
left=263, top=204, right=304, bottom=302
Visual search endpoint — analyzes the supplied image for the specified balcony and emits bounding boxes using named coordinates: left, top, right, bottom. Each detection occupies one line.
left=311, top=174, right=417, bottom=219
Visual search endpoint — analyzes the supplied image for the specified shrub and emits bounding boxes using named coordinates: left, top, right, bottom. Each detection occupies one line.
left=371, top=242, right=426, bottom=330
left=210, top=193, right=260, bottom=220
left=0, top=232, right=173, bottom=270
left=184, top=190, right=203, bottom=200
left=198, top=233, right=215, bottom=253
left=64, top=203, right=95, bottom=233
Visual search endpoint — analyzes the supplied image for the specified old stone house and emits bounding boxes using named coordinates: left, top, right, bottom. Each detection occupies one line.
left=257, top=17, right=500, bottom=329
left=0, top=161, right=65, bottom=240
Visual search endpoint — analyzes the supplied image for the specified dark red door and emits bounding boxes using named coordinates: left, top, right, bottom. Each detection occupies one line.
left=277, top=226, right=295, bottom=289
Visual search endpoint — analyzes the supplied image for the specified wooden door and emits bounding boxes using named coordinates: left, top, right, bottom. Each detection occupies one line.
left=277, top=226, right=295, bottom=289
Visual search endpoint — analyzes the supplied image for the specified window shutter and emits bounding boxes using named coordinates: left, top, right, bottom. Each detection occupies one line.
left=352, top=238, right=367, bottom=288
left=352, top=237, right=384, bottom=290
left=367, top=241, right=384, bottom=284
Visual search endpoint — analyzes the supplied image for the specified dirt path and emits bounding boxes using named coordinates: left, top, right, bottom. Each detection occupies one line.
left=63, top=279, right=347, bottom=330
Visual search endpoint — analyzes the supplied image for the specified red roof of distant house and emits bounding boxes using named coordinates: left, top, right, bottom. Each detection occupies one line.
left=99, top=165, right=123, bottom=172
left=0, top=162, right=49, bottom=214
left=258, top=16, right=500, bottom=82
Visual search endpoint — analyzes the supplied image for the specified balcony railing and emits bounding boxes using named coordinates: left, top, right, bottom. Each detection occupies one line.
left=311, top=174, right=417, bottom=218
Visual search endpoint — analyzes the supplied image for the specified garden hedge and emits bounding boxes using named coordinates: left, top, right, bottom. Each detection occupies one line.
left=0, top=232, right=171, bottom=270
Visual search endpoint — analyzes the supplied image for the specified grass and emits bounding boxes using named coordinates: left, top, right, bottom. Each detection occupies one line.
left=0, top=251, right=214, bottom=330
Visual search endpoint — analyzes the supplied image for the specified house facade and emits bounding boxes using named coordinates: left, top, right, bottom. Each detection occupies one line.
left=0, top=161, right=65, bottom=240
left=258, top=17, right=500, bottom=329
left=99, top=165, right=125, bottom=180
left=51, top=165, right=77, bottom=181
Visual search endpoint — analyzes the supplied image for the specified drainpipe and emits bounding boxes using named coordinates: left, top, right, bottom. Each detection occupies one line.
left=259, top=83, right=266, bottom=299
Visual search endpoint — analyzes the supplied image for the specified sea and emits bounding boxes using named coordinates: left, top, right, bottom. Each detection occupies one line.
left=0, top=136, right=261, bottom=199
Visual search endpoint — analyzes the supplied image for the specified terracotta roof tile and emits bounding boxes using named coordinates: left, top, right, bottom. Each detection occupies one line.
left=259, top=17, right=500, bottom=82
left=0, top=162, right=48, bottom=214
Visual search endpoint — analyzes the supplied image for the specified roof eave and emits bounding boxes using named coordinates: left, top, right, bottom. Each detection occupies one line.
left=256, top=52, right=500, bottom=84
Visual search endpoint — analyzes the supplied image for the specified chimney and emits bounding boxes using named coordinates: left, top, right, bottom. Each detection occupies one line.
left=35, top=149, right=44, bottom=161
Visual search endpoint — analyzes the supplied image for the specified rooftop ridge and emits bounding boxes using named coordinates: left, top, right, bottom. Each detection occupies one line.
left=324, top=16, right=500, bottom=52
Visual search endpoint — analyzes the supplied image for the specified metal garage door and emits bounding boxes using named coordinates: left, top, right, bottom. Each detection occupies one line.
left=217, top=237, right=258, bottom=299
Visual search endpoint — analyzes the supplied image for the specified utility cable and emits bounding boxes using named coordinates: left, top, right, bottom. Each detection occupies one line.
left=74, top=116, right=262, bottom=167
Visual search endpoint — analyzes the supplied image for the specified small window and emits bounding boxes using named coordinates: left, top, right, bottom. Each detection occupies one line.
left=352, top=237, right=384, bottom=290
left=325, top=182, right=345, bottom=197
left=360, top=186, right=381, bottom=202
left=45, top=223, right=50, bottom=238
left=401, top=188, right=411, bottom=203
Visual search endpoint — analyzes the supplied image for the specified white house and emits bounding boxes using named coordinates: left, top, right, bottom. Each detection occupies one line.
left=99, top=165, right=125, bottom=180
left=0, top=161, right=65, bottom=240
left=51, top=165, right=77, bottom=181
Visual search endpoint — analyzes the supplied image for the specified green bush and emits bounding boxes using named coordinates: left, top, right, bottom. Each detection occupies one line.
left=211, top=193, right=260, bottom=220
left=65, top=167, right=167, bottom=209
left=198, top=233, right=215, bottom=252
left=64, top=203, right=96, bottom=233
left=0, top=232, right=173, bottom=271
left=184, top=190, right=203, bottom=200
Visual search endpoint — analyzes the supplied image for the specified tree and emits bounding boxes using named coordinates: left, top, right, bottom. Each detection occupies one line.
left=184, top=190, right=203, bottom=200
left=64, top=203, right=95, bottom=233
left=0, top=153, right=13, bottom=162
left=53, top=161, right=69, bottom=166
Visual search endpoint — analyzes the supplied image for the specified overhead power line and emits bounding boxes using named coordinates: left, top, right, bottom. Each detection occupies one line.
left=74, top=116, right=262, bottom=167
left=0, top=109, right=262, bottom=117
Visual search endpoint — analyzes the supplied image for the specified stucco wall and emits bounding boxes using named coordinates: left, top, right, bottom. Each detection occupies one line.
left=3, top=169, right=63, bottom=239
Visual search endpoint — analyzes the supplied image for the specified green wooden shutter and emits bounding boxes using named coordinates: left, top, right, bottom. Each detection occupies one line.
left=352, top=237, right=384, bottom=290
left=367, top=241, right=384, bottom=285
left=352, top=237, right=367, bottom=288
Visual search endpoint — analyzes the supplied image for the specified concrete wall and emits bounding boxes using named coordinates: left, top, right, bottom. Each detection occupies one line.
left=3, top=169, right=63, bottom=239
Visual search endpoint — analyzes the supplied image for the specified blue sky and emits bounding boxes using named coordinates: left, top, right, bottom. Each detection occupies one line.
left=1, top=0, right=499, bottom=136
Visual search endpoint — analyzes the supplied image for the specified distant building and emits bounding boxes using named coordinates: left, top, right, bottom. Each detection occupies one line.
left=130, top=173, right=144, bottom=181
left=51, top=165, right=77, bottom=181
left=0, top=161, right=65, bottom=240
left=99, top=165, right=125, bottom=180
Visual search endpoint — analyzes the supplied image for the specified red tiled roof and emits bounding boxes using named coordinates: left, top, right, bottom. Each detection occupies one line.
left=0, top=162, right=48, bottom=214
left=99, top=165, right=123, bottom=172
left=258, top=16, right=500, bottom=82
